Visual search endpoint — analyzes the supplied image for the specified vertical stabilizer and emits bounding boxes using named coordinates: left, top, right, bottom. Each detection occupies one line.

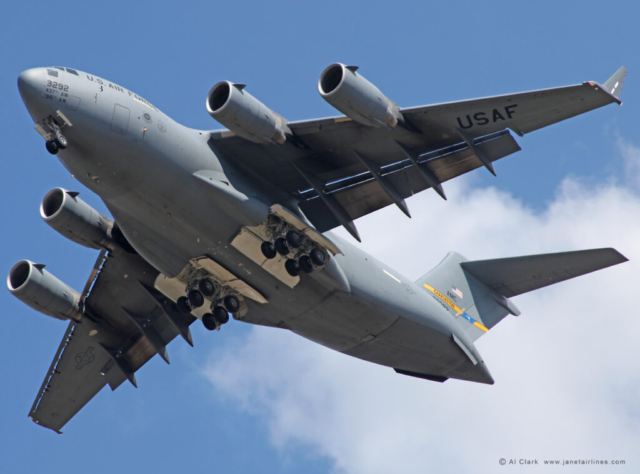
left=416, top=248, right=627, bottom=342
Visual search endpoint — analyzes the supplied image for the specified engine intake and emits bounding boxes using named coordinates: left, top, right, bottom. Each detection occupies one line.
left=318, top=63, right=401, bottom=128
left=41, top=188, right=114, bottom=250
left=206, top=81, right=287, bottom=145
left=7, top=260, right=81, bottom=321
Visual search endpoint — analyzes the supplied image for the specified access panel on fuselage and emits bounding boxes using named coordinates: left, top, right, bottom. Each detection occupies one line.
left=110, top=104, right=130, bottom=135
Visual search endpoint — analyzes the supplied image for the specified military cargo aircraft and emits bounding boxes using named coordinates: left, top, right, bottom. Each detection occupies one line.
left=10, top=63, right=628, bottom=433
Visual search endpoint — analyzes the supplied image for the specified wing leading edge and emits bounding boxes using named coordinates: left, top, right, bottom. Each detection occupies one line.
left=209, top=67, right=625, bottom=240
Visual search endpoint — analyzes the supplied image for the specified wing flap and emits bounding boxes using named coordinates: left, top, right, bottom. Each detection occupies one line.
left=299, top=130, right=521, bottom=230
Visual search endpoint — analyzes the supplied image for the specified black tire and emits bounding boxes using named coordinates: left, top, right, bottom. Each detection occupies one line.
left=261, top=241, right=277, bottom=259
left=213, top=306, right=230, bottom=325
left=310, top=248, right=326, bottom=267
left=223, top=295, right=240, bottom=314
left=285, top=258, right=300, bottom=277
left=176, top=296, right=191, bottom=314
left=187, top=289, right=204, bottom=308
left=54, top=134, right=68, bottom=149
left=275, top=237, right=289, bottom=256
left=299, top=255, right=314, bottom=273
left=45, top=140, right=59, bottom=155
left=199, top=278, right=215, bottom=297
left=202, top=313, right=217, bottom=330
left=285, top=230, right=302, bottom=249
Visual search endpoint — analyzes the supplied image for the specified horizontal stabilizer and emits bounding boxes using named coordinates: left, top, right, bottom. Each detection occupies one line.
left=460, top=248, right=628, bottom=298
left=416, top=248, right=627, bottom=343
left=602, top=66, right=627, bottom=100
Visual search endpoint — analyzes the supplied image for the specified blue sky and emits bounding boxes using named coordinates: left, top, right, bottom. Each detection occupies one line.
left=2, top=1, right=639, bottom=472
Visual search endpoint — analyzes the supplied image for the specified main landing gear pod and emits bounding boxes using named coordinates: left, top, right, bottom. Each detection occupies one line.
left=260, top=225, right=330, bottom=277
left=175, top=277, right=241, bottom=331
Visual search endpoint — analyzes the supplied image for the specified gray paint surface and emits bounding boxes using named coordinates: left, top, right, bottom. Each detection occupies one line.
left=11, top=65, right=628, bottom=432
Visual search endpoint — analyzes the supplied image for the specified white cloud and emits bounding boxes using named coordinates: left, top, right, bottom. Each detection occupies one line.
left=203, top=151, right=640, bottom=473
left=617, top=136, right=640, bottom=190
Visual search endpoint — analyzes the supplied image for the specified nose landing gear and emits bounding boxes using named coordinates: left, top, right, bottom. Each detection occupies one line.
left=45, top=140, right=59, bottom=155
left=45, top=134, right=68, bottom=155
left=35, top=110, right=73, bottom=155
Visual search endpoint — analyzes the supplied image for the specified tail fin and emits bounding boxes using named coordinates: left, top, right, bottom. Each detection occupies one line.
left=416, top=249, right=627, bottom=342
left=602, top=66, right=627, bottom=100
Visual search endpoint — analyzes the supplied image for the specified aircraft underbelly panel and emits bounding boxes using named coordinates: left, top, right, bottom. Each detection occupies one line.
left=344, top=317, right=463, bottom=374
left=288, top=291, right=399, bottom=352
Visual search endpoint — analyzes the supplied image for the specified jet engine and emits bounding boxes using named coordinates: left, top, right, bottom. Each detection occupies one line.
left=7, top=260, right=81, bottom=321
left=206, top=81, right=287, bottom=145
left=318, top=63, right=402, bottom=128
left=41, top=188, right=114, bottom=250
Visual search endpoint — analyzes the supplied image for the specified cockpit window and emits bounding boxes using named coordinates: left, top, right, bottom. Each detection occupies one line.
left=54, top=66, right=65, bottom=70
left=65, top=68, right=79, bottom=75
left=47, top=69, right=58, bottom=77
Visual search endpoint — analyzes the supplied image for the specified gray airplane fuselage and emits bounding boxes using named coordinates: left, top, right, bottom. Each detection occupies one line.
left=17, top=67, right=493, bottom=384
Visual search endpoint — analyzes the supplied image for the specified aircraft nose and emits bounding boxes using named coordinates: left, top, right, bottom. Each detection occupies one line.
left=18, top=68, right=43, bottom=99
left=18, top=68, right=50, bottom=120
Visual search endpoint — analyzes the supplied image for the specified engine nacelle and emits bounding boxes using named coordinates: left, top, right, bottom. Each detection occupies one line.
left=7, top=260, right=81, bottom=321
left=41, top=188, right=114, bottom=250
left=206, top=81, right=287, bottom=145
left=318, top=63, right=401, bottom=128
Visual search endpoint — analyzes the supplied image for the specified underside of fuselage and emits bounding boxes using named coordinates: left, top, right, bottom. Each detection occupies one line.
left=15, top=66, right=487, bottom=386
left=14, top=62, right=630, bottom=432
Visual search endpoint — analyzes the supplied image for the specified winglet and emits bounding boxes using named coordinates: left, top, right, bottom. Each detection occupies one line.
left=602, top=66, right=627, bottom=101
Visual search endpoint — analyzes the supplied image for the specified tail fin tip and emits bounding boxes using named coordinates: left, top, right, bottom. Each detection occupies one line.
left=603, top=66, right=627, bottom=100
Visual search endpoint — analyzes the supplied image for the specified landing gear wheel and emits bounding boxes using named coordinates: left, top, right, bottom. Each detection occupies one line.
left=199, top=278, right=215, bottom=297
left=176, top=296, right=191, bottom=314
left=45, top=140, right=59, bottom=155
left=285, top=230, right=302, bottom=249
left=299, top=255, right=314, bottom=273
left=187, top=289, right=204, bottom=308
left=54, top=134, right=68, bottom=149
left=223, top=295, right=240, bottom=314
left=213, top=306, right=229, bottom=325
left=261, top=241, right=277, bottom=259
left=310, top=248, right=326, bottom=267
left=202, top=313, right=217, bottom=331
left=285, top=258, right=300, bottom=277
left=275, top=237, right=290, bottom=256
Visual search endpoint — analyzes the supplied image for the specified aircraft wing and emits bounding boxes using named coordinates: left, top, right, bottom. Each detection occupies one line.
left=28, top=246, right=195, bottom=433
left=209, top=67, right=625, bottom=241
